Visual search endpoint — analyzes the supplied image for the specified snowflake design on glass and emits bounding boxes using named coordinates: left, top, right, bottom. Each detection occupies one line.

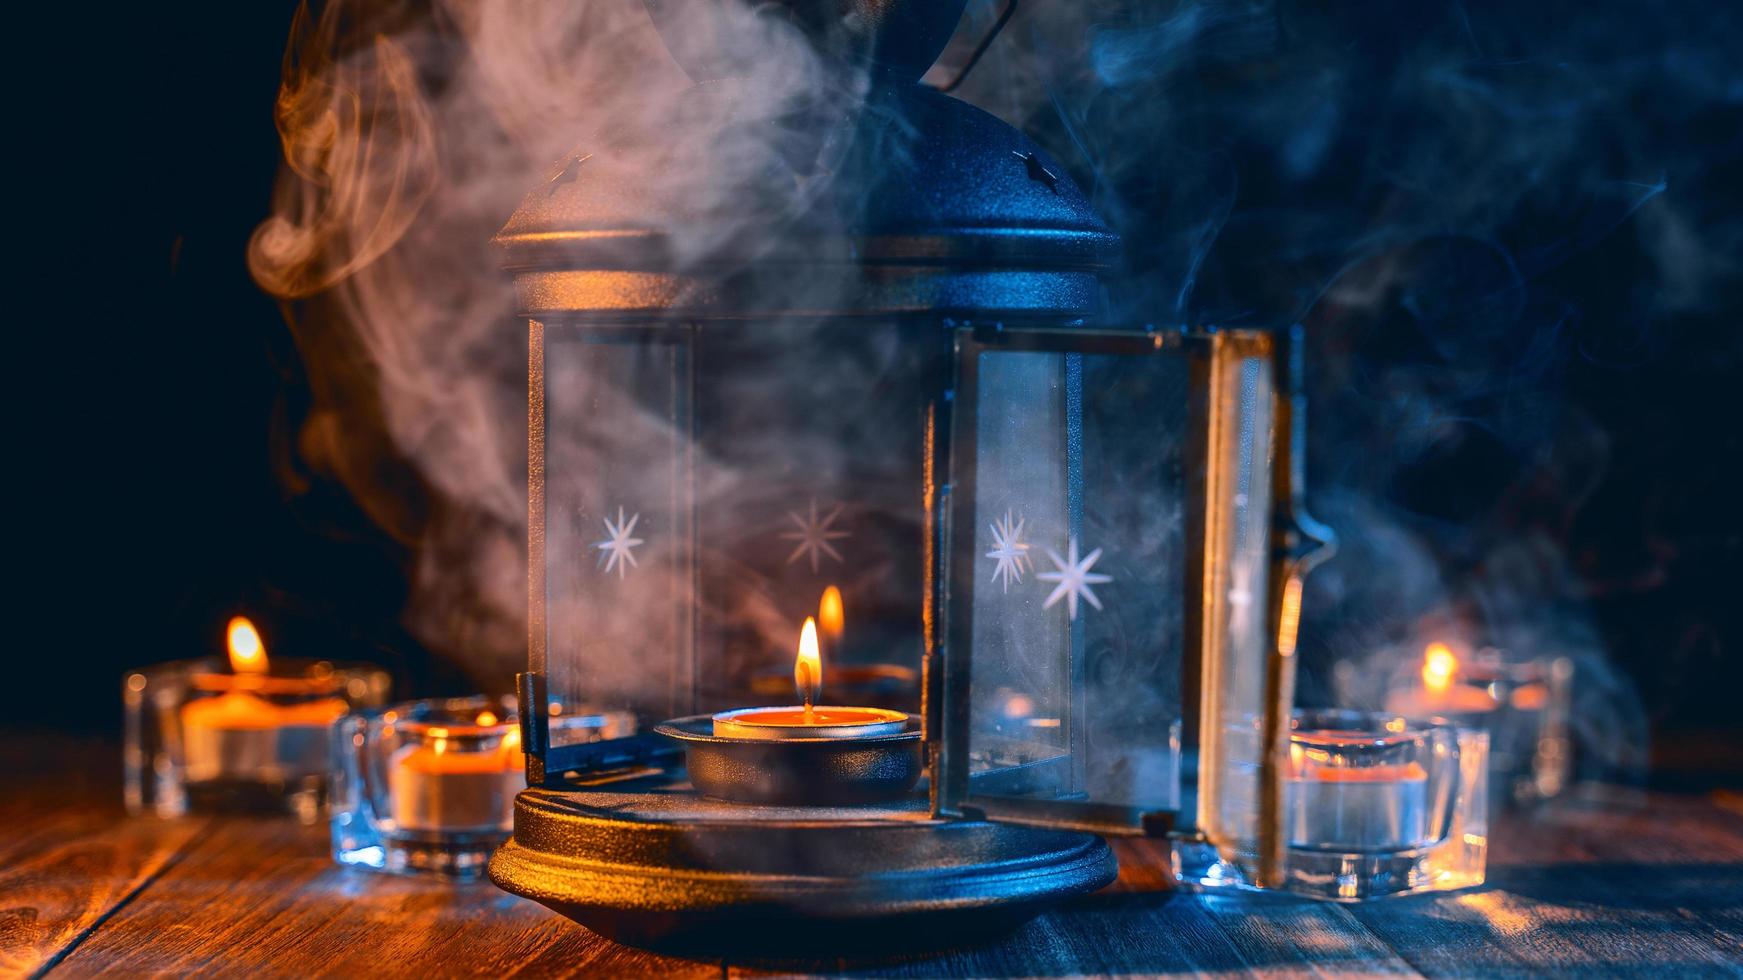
left=593, top=506, right=644, bottom=580
left=1037, top=536, right=1113, bottom=620
left=779, top=498, right=851, bottom=573
left=985, top=510, right=1033, bottom=593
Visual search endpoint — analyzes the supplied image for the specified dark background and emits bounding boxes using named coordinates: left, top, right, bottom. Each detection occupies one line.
left=17, top=1, right=1742, bottom=787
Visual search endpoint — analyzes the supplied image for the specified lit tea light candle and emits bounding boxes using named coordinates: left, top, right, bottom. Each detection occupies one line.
left=712, top=617, right=908, bottom=739
left=387, top=710, right=524, bottom=832
left=180, top=617, right=349, bottom=782
left=747, top=587, right=918, bottom=709
left=1286, top=751, right=1431, bottom=851
left=1383, top=642, right=1499, bottom=720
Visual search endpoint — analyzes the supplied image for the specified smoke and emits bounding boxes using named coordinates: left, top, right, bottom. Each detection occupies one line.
left=942, top=0, right=1743, bottom=778
left=251, top=0, right=1737, bottom=777
left=249, top=0, right=863, bottom=683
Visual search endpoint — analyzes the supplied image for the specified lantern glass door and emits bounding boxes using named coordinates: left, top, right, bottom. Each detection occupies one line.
left=935, top=326, right=1285, bottom=844
left=536, top=321, right=698, bottom=761
left=531, top=316, right=934, bottom=774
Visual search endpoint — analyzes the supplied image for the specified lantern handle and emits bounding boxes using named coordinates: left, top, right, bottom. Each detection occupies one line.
left=936, top=0, right=1018, bottom=93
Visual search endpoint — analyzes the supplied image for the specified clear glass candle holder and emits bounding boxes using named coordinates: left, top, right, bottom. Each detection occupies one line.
left=124, top=657, right=391, bottom=822
left=1479, top=655, right=1573, bottom=805
left=1349, top=643, right=1574, bottom=806
left=329, top=696, right=634, bottom=878
left=1280, top=709, right=1488, bottom=901
left=1177, top=709, right=1488, bottom=901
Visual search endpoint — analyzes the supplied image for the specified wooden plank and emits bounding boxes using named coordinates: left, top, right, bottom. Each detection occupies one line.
left=1191, top=890, right=1422, bottom=978
left=1493, top=786, right=1743, bottom=866
left=1349, top=787, right=1743, bottom=977
left=725, top=893, right=1263, bottom=979
left=0, top=738, right=202, bottom=977
left=729, top=791, right=1743, bottom=979
left=0, top=811, right=211, bottom=980
left=729, top=839, right=1396, bottom=979
left=48, top=815, right=717, bottom=979
left=10, top=725, right=1741, bottom=980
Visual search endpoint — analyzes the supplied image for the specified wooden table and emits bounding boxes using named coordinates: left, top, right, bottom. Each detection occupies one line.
left=4, top=735, right=1740, bottom=978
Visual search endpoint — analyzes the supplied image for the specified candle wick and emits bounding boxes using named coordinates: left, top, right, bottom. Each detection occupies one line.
left=798, top=661, right=815, bottom=723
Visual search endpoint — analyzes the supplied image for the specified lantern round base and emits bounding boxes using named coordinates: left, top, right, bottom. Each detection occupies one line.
left=489, top=786, right=1115, bottom=955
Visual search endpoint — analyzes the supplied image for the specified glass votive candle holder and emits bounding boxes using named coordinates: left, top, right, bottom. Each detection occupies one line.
left=329, top=696, right=634, bottom=878
left=124, top=655, right=391, bottom=822
left=1280, top=709, right=1488, bottom=901
left=1485, top=655, right=1574, bottom=805
left=1372, top=644, right=1573, bottom=806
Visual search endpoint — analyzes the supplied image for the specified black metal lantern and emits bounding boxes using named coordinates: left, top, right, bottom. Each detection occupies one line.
left=488, top=0, right=1330, bottom=952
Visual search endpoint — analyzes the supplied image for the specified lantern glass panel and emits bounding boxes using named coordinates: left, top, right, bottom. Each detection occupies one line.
left=938, top=327, right=1285, bottom=839
left=540, top=323, right=698, bottom=743
left=689, top=319, right=930, bottom=713
left=534, top=317, right=932, bottom=766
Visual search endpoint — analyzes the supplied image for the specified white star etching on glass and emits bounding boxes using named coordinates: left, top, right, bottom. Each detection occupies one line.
left=780, top=498, right=851, bottom=573
left=1037, top=536, right=1113, bottom=620
left=986, top=510, right=1033, bottom=593
left=593, top=506, right=644, bottom=580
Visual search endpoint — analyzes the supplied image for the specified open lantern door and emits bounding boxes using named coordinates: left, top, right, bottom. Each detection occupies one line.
left=931, top=323, right=1331, bottom=887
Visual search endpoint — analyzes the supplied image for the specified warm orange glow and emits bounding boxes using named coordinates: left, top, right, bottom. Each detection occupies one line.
left=819, top=585, right=845, bottom=640
left=1422, top=642, right=1459, bottom=693
left=794, top=617, right=822, bottom=710
left=475, top=710, right=500, bottom=727
left=226, top=616, right=268, bottom=674
left=1297, top=762, right=1428, bottom=783
left=1277, top=577, right=1304, bottom=656
left=1511, top=683, right=1548, bottom=711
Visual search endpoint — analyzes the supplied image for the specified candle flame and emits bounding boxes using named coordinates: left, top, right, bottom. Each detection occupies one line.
left=795, top=617, right=822, bottom=711
left=226, top=616, right=268, bottom=674
left=1422, top=642, right=1458, bottom=694
left=819, top=585, right=844, bottom=640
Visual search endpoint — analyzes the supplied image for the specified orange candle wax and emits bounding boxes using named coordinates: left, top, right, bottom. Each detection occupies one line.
left=179, top=615, right=348, bottom=782
left=711, top=705, right=909, bottom=740
left=180, top=690, right=347, bottom=782
left=1287, top=760, right=1433, bottom=850
left=1383, top=684, right=1499, bottom=718
left=388, top=736, right=524, bottom=832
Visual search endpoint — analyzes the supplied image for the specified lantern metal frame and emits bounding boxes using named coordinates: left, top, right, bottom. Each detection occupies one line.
left=513, top=314, right=1331, bottom=885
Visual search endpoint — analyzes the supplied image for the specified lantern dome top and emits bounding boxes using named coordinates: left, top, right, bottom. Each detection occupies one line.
left=497, top=82, right=1119, bottom=318
left=642, top=0, right=969, bottom=84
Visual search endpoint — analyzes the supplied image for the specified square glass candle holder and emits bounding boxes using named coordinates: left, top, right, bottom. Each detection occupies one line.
left=1379, top=645, right=1573, bottom=806
left=1473, top=654, right=1573, bottom=805
left=1177, top=709, right=1488, bottom=901
left=330, top=696, right=635, bottom=878
left=124, top=657, right=391, bottom=822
